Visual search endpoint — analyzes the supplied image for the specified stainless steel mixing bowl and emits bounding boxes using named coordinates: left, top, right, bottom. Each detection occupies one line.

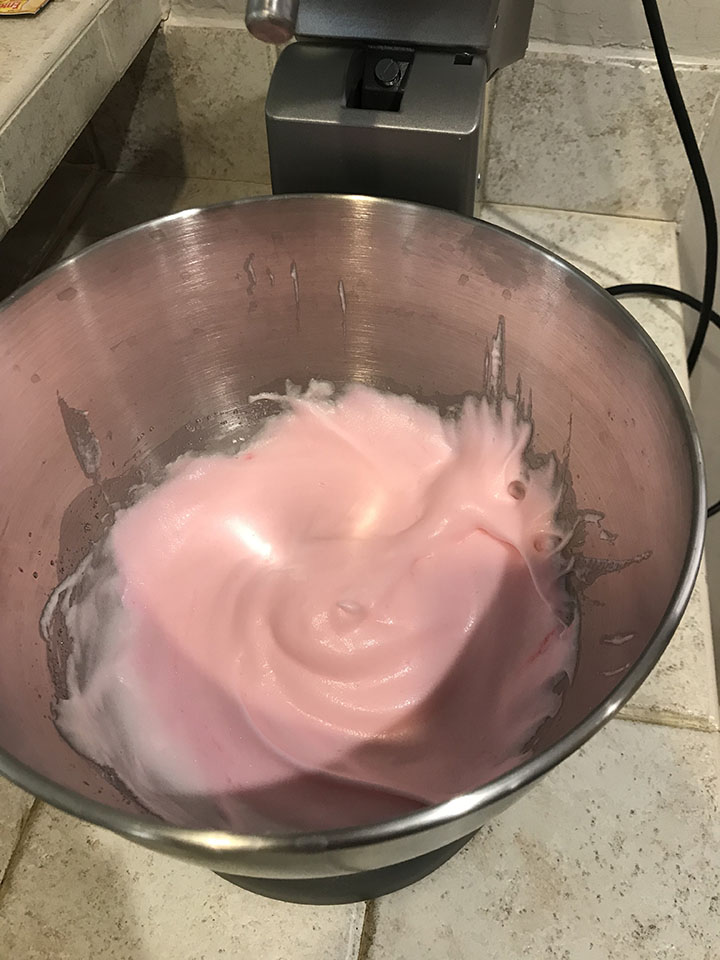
left=0, top=195, right=704, bottom=903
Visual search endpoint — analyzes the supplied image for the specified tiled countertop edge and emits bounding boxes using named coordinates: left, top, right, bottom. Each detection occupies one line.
left=0, top=0, right=167, bottom=233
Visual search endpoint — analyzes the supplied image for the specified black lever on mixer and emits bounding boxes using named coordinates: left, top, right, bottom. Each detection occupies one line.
left=345, top=47, right=414, bottom=113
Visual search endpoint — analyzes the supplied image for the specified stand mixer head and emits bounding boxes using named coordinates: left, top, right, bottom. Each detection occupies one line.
left=246, top=0, right=535, bottom=214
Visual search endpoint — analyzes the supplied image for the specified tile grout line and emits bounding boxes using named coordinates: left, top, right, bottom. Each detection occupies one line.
left=526, top=37, right=720, bottom=69
left=42, top=167, right=110, bottom=269
left=96, top=1, right=124, bottom=83
left=482, top=199, right=679, bottom=228
left=166, top=11, right=257, bottom=31
left=677, top=85, right=720, bottom=222
left=354, top=900, right=377, bottom=960
left=616, top=710, right=719, bottom=734
left=343, top=900, right=369, bottom=960
left=94, top=170, right=273, bottom=189
left=97, top=0, right=165, bottom=80
left=0, top=798, right=40, bottom=904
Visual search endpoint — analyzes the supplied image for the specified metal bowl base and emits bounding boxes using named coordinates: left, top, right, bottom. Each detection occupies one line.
left=216, top=832, right=475, bottom=904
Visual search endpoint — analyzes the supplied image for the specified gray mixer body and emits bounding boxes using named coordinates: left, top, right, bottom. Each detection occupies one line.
left=247, top=0, right=535, bottom=214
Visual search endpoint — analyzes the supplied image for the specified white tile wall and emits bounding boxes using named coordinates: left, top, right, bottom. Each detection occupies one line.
left=484, top=46, right=720, bottom=219
left=530, top=0, right=720, bottom=59
left=91, top=19, right=274, bottom=184
left=170, top=0, right=720, bottom=58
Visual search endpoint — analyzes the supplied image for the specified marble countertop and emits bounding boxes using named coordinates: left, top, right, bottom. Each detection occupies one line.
left=0, top=0, right=164, bottom=235
left=0, top=179, right=717, bottom=958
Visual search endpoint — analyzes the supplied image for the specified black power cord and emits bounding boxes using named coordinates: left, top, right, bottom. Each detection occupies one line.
left=605, top=0, right=718, bottom=519
left=606, top=284, right=720, bottom=334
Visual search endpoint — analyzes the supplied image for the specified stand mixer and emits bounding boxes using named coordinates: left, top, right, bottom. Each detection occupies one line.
left=245, top=0, right=534, bottom=214
left=0, top=0, right=705, bottom=909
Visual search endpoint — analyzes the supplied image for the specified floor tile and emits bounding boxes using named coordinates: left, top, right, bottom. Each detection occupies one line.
left=368, top=720, right=720, bottom=960
left=0, top=801, right=363, bottom=960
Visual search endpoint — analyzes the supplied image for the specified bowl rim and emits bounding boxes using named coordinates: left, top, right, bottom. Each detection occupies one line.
left=0, top=192, right=706, bottom=865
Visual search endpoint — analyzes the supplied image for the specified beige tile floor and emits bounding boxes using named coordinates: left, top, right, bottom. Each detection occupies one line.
left=369, top=721, right=720, bottom=960
left=0, top=177, right=717, bottom=958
